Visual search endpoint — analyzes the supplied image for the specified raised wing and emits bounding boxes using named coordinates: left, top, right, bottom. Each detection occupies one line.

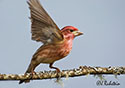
left=27, top=0, right=63, bottom=44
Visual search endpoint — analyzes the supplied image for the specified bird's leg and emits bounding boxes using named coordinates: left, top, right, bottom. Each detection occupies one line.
left=49, top=63, right=61, bottom=73
left=31, top=68, right=36, bottom=75
left=26, top=63, right=38, bottom=80
left=49, top=63, right=62, bottom=83
left=27, top=68, right=36, bottom=81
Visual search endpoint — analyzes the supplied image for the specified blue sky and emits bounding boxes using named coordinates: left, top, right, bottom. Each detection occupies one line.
left=0, top=0, right=125, bottom=88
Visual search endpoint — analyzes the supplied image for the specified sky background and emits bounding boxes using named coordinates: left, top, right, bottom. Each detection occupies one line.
left=0, top=0, right=125, bottom=88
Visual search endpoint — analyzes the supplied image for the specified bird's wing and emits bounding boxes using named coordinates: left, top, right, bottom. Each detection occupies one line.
left=27, top=0, right=63, bottom=44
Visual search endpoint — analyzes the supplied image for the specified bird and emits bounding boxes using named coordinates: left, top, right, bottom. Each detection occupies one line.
left=19, top=0, right=83, bottom=84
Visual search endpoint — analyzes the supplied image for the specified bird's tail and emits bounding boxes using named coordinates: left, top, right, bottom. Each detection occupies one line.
left=19, top=63, right=33, bottom=84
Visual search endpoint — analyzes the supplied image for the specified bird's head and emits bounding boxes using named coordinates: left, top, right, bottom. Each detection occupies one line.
left=61, top=26, right=83, bottom=39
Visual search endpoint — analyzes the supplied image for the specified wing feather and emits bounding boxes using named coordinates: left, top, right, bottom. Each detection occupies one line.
left=27, top=0, right=63, bottom=44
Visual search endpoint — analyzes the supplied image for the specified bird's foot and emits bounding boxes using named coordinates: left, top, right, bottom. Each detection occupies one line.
left=55, top=68, right=61, bottom=79
left=55, top=69, right=62, bottom=83
left=30, top=70, right=36, bottom=79
left=55, top=72, right=64, bottom=87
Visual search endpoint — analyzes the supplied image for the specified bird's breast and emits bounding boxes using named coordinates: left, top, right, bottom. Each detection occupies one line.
left=33, top=39, right=73, bottom=64
left=57, top=39, right=73, bottom=58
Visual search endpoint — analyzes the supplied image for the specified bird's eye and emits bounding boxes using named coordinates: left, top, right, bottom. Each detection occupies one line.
left=70, top=29, right=74, bottom=32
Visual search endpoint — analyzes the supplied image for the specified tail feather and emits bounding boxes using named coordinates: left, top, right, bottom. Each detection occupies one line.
left=19, top=63, right=34, bottom=84
left=19, top=79, right=30, bottom=84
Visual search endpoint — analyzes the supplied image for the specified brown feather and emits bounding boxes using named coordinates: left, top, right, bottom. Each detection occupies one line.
left=27, top=0, right=63, bottom=44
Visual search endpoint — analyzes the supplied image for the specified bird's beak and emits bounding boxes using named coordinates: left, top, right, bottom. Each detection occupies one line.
left=73, top=31, right=83, bottom=37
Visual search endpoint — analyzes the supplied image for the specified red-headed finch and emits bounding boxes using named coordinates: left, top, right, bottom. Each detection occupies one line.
left=19, top=0, right=83, bottom=84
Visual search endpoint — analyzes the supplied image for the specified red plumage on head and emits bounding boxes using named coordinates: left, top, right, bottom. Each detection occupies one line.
left=61, top=26, right=80, bottom=39
left=61, top=26, right=79, bottom=31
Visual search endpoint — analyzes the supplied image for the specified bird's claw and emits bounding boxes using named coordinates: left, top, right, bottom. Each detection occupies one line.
left=56, top=71, right=62, bottom=81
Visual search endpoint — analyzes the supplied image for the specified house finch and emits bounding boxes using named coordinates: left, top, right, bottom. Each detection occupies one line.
left=19, top=0, right=83, bottom=84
